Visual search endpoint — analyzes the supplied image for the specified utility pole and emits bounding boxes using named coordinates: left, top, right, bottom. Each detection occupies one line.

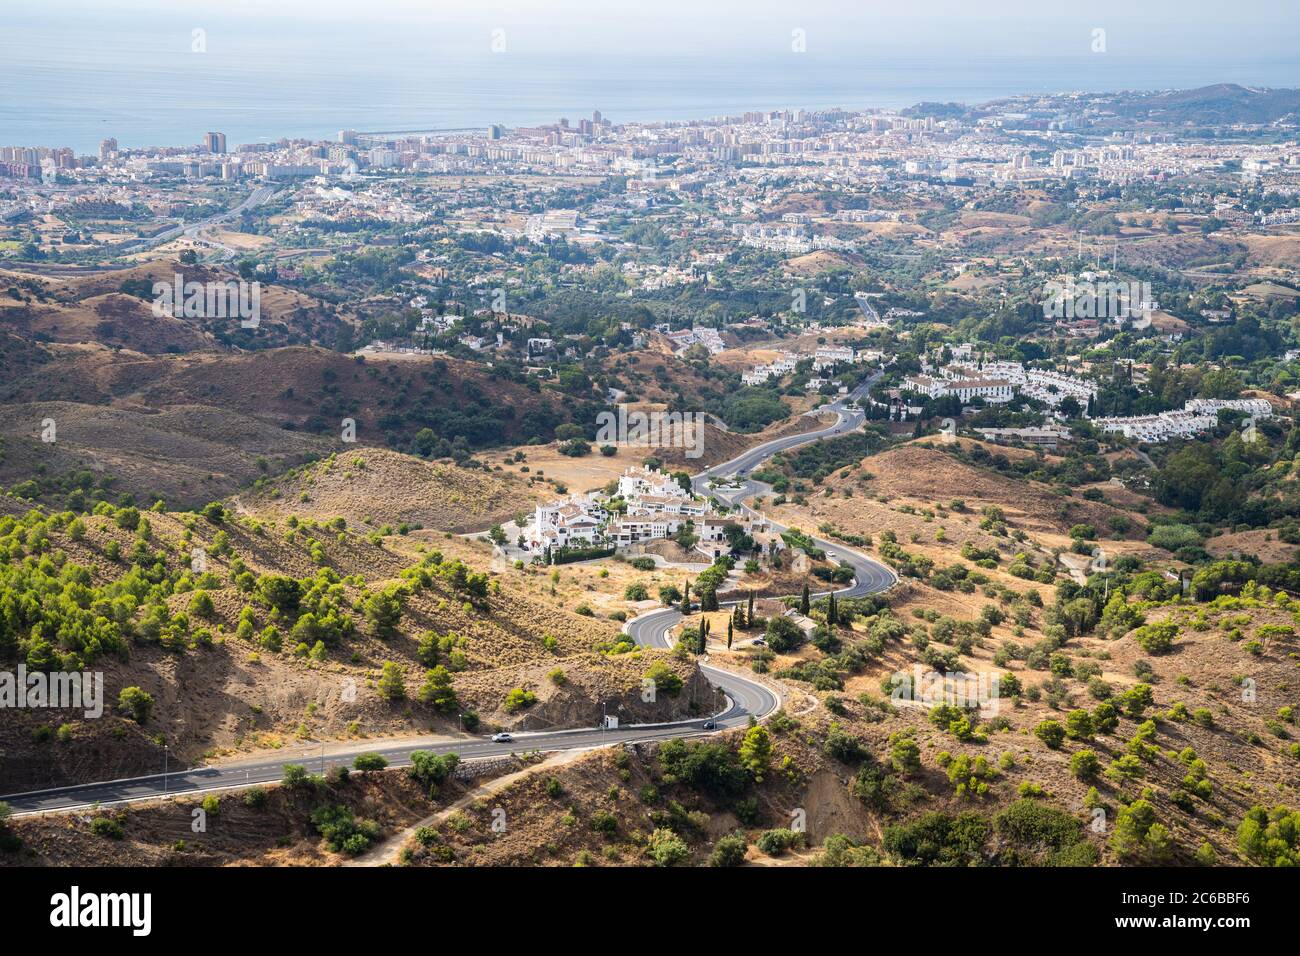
left=163, top=744, right=169, bottom=794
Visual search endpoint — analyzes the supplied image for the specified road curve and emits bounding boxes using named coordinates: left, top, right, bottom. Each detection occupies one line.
left=625, top=371, right=896, bottom=724
left=1, top=373, right=894, bottom=815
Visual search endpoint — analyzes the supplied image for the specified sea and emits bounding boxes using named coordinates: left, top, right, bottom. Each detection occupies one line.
left=3, top=8, right=1298, bottom=155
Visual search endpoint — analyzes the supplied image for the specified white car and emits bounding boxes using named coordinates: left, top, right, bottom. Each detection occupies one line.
left=490, top=732, right=514, bottom=743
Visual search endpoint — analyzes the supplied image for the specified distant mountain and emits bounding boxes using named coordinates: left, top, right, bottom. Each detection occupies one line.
left=1108, top=84, right=1300, bottom=125
left=901, top=102, right=968, bottom=120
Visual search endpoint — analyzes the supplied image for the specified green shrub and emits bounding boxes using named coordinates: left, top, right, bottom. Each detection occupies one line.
left=90, top=817, right=124, bottom=839
left=353, top=753, right=388, bottom=773
left=708, top=832, right=749, bottom=867
left=1034, top=719, right=1066, bottom=749
left=755, top=828, right=804, bottom=856
left=503, top=688, right=537, bottom=712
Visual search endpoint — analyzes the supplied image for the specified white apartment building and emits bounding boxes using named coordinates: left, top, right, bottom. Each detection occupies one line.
left=1093, top=410, right=1218, bottom=442
left=627, top=496, right=708, bottom=519
left=1093, top=396, right=1273, bottom=443
left=939, top=358, right=1096, bottom=410
left=902, top=373, right=1015, bottom=404
left=528, top=464, right=763, bottom=553
left=530, top=495, right=608, bottom=549
left=813, top=344, right=856, bottom=369
left=617, top=465, right=688, bottom=501
left=1184, top=398, right=1274, bottom=419
left=607, top=515, right=686, bottom=546
left=664, top=327, right=725, bottom=354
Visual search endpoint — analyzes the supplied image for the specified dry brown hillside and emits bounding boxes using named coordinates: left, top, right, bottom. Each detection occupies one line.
left=0, top=400, right=330, bottom=507
left=240, top=447, right=547, bottom=534
left=3, top=344, right=577, bottom=452
left=0, top=259, right=357, bottom=352
left=828, top=440, right=1150, bottom=541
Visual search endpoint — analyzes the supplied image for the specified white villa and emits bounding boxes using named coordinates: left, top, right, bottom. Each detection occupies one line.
left=529, top=494, right=608, bottom=549
left=665, top=327, right=725, bottom=355
left=617, top=465, right=688, bottom=500
left=527, top=465, right=762, bottom=556
left=741, top=352, right=799, bottom=386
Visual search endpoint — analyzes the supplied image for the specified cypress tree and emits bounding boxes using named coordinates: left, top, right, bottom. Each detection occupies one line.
left=680, top=581, right=691, bottom=616
left=799, top=583, right=810, bottom=616
left=727, top=619, right=734, bottom=649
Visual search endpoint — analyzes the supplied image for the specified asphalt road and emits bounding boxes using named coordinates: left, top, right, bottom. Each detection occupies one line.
left=1, top=370, right=894, bottom=816
left=119, top=185, right=278, bottom=254
left=625, top=370, right=896, bottom=728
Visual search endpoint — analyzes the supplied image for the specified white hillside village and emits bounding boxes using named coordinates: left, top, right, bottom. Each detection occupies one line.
left=1092, top=398, right=1274, bottom=442
left=524, top=466, right=766, bottom=561
left=903, top=346, right=1098, bottom=411
left=902, top=345, right=1274, bottom=443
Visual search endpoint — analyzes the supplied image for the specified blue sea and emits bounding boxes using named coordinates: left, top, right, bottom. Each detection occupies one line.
left=3, top=6, right=1298, bottom=154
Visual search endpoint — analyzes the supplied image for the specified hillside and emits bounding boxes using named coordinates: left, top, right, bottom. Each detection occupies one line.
left=0, top=259, right=357, bottom=352
left=238, top=447, right=549, bottom=534
left=0, top=500, right=715, bottom=794
left=0, top=399, right=330, bottom=509
left=0, top=343, right=584, bottom=467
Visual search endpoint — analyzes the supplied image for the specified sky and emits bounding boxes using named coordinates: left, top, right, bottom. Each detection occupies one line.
left=20, top=0, right=1300, bottom=59
left=4, top=1, right=1297, bottom=152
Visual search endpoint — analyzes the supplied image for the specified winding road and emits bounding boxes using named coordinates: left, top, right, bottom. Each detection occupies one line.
left=1, top=373, right=895, bottom=816
left=624, top=371, right=895, bottom=732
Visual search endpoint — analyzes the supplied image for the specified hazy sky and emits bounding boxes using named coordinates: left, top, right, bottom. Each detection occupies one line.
left=25, top=0, right=1300, bottom=59
left=6, top=0, right=1296, bottom=151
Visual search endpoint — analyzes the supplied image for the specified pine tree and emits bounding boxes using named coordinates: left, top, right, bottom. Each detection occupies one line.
left=799, top=583, right=810, bottom=616
left=701, top=586, right=717, bottom=612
